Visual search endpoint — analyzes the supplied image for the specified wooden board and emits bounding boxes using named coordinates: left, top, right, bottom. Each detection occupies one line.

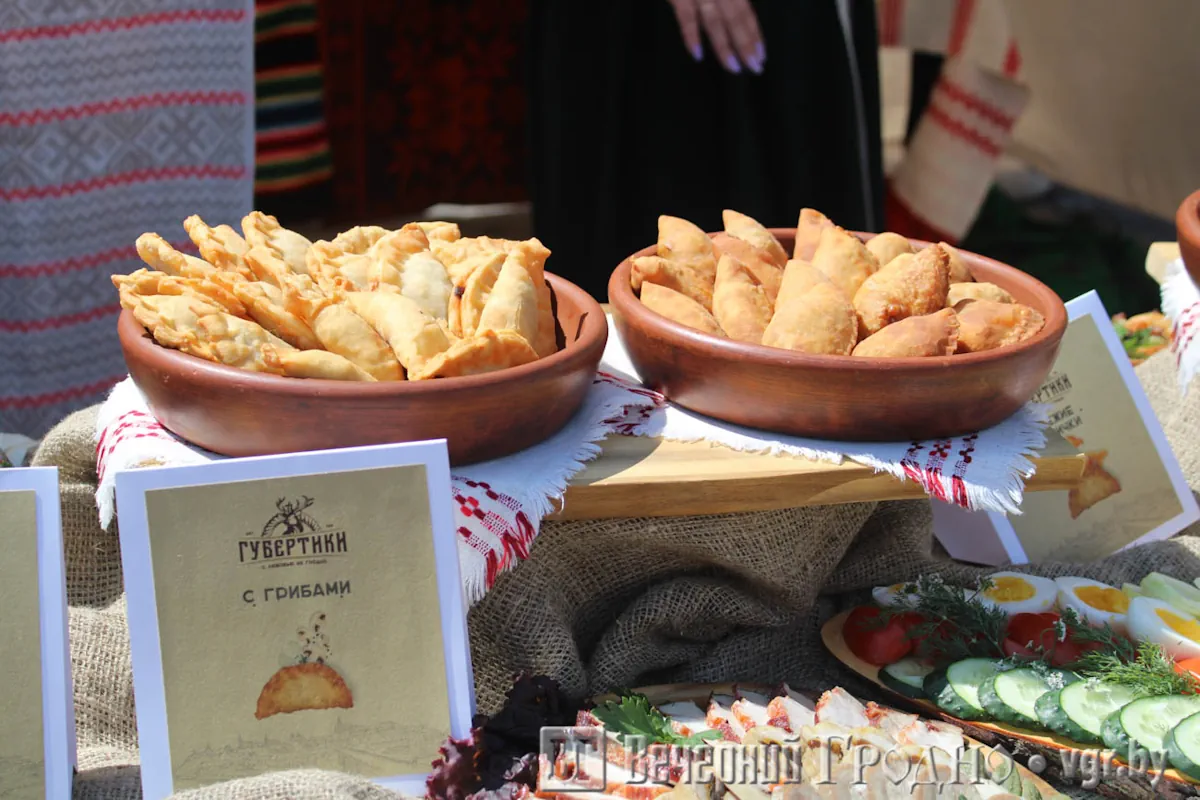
left=820, top=610, right=1200, bottom=798
left=550, top=429, right=1086, bottom=520
left=588, top=681, right=1066, bottom=799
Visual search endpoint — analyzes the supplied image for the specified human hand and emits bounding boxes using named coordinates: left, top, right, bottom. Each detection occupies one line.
left=667, top=0, right=766, bottom=74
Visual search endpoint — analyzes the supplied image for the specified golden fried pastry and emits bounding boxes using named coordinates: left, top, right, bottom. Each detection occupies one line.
left=281, top=275, right=404, bottom=380
left=417, top=221, right=461, bottom=243
left=330, top=225, right=390, bottom=255
left=367, top=223, right=429, bottom=263
left=243, top=246, right=296, bottom=288
left=476, top=254, right=539, bottom=344
left=763, top=280, right=857, bottom=355
left=255, top=662, right=353, bottom=720
left=639, top=282, right=725, bottom=337
left=711, top=233, right=783, bottom=306
left=774, top=259, right=827, bottom=310
left=811, top=226, right=879, bottom=302
left=712, top=254, right=773, bottom=344
left=722, top=209, right=787, bottom=268
left=939, top=242, right=973, bottom=283
left=345, top=291, right=453, bottom=374
left=656, top=215, right=718, bottom=285
left=794, top=208, right=834, bottom=261
left=134, top=233, right=236, bottom=288
left=865, top=232, right=913, bottom=267
left=306, top=242, right=373, bottom=292
left=409, top=329, right=538, bottom=380
left=192, top=311, right=297, bottom=373
left=261, top=344, right=376, bottom=381
left=1068, top=450, right=1121, bottom=519
left=233, top=280, right=323, bottom=350
left=630, top=256, right=713, bottom=311
left=946, top=281, right=1014, bottom=306
left=953, top=298, right=1045, bottom=353
left=852, top=243, right=951, bottom=338
left=183, top=215, right=255, bottom=280
left=113, top=268, right=246, bottom=317
left=119, top=293, right=226, bottom=353
left=454, top=252, right=505, bottom=339
left=241, top=211, right=313, bottom=276
left=852, top=308, right=960, bottom=358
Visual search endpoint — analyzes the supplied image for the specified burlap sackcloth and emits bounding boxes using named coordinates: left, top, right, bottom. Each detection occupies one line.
left=37, top=350, right=1200, bottom=799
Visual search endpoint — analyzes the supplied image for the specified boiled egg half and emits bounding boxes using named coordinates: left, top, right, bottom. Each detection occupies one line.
left=872, top=583, right=918, bottom=608
left=1055, top=576, right=1129, bottom=634
left=1126, top=596, right=1200, bottom=661
left=975, top=572, right=1057, bottom=616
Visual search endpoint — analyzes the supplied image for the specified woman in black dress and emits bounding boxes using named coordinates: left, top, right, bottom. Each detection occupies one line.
left=526, top=0, right=885, bottom=300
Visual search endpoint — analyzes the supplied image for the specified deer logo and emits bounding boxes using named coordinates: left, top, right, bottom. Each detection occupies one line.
left=262, top=496, right=319, bottom=537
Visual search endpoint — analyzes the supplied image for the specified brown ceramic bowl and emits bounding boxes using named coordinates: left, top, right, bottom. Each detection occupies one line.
left=119, top=272, right=607, bottom=464
left=608, top=230, right=1067, bottom=441
left=1177, top=189, right=1200, bottom=285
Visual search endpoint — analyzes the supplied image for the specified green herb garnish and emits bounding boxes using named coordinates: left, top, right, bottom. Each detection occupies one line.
left=1074, top=642, right=1200, bottom=697
left=590, top=694, right=722, bottom=748
left=882, top=575, right=1009, bottom=661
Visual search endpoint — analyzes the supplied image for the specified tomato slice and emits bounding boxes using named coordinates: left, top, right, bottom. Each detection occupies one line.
left=843, top=605, right=915, bottom=666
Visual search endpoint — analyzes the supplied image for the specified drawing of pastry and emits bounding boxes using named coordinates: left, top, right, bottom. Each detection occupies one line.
left=255, top=611, right=353, bottom=720
left=1067, top=449, right=1122, bottom=519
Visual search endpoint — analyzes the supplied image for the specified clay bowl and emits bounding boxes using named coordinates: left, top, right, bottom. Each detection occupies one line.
left=119, top=272, right=607, bottom=464
left=608, top=229, right=1067, bottom=441
left=1177, top=189, right=1200, bottom=285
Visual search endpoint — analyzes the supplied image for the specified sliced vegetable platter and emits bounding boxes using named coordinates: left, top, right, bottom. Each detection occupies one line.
left=820, top=572, right=1200, bottom=798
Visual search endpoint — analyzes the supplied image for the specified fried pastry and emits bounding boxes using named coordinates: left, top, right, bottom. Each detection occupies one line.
left=453, top=252, right=505, bottom=339
left=409, top=329, right=538, bottom=380
left=183, top=215, right=255, bottom=280
left=281, top=275, right=404, bottom=380
left=260, top=344, right=376, bottom=381
left=774, top=259, right=828, bottom=310
left=120, top=293, right=227, bottom=355
left=370, top=229, right=454, bottom=321
left=113, top=268, right=246, bottom=317
left=811, top=226, right=879, bottom=302
left=345, top=291, right=453, bottom=374
left=865, top=232, right=913, bottom=267
left=330, top=225, right=390, bottom=255
left=853, top=242, right=951, bottom=338
left=639, top=282, right=725, bottom=337
left=233, top=280, right=323, bottom=350
left=630, top=256, right=713, bottom=311
left=722, top=209, right=787, bottom=268
left=255, top=662, right=353, bottom=720
left=417, top=220, right=461, bottom=242
left=244, top=246, right=297, bottom=288
left=946, top=281, right=1014, bottom=306
left=191, top=311, right=296, bottom=373
left=476, top=254, right=539, bottom=344
left=952, top=298, right=1045, bottom=353
left=1068, top=450, right=1122, bottom=519
left=712, top=254, right=773, bottom=344
left=306, top=242, right=373, bottom=292
left=656, top=215, right=718, bottom=285
left=711, top=233, right=783, bottom=305
left=852, top=308, right=960, bottom=358
left=241, top=211, right=313, bottom=276
left=763, top=280, right=857, bottom=355
left=367, top=223, right=429, bottom=264
left=940, top=242, right=973, bottom=283
left=794, top=208, right=834, bottom=261
left=134, top=232, right=237, bottom=289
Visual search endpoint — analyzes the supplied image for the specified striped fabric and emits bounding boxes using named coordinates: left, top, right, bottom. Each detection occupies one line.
left=253, top=0, right=332, bottom=199
left=0, top=2, right=255, bottom=437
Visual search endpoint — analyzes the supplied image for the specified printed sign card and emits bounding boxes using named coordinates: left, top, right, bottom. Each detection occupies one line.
left=0, top=467, right=75, bottom=800
left=116, top=440, right=473, bottom=799
left=934, top=291, right=1199, bottom=565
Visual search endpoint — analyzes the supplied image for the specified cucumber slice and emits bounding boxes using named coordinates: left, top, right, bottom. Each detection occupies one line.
left=979, top=668, right=1060, bottom=728
left=1165, top=710, right=1200, bottom=781
left=1036, top=680, right=1138, bottom=744
left=880, top=658, right=935, bottom=699
left=1101, top=695, right=1200, bottom=755
left=925, top=659, right=1000, bottom=721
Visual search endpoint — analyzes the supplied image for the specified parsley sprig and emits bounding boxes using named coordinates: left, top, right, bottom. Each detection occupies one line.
left=590, top=694, right=722, bottom=748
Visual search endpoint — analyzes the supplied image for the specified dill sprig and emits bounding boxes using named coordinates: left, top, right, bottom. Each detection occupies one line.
left=881, top=575, right=1009, bottom=662
left=1057, top=607, right=1139, bottom=664
left=1074, top=642, right=1200, bottom=697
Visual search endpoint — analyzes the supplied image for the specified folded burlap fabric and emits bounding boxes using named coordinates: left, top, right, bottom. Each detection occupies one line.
left=33, top=348, right=1200, bottom=798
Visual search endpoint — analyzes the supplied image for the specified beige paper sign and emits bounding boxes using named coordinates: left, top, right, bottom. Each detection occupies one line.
left=0, top=490, right=46, bottom=799
left=1010, top=314, right=1183, bottom=561
left=143, top=466, right=450, bottom=789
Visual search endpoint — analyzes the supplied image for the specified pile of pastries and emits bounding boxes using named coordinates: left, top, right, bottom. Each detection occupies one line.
left=630, top=208, right=1046, bottom=357
left=112, top=212, right=558, bottom=381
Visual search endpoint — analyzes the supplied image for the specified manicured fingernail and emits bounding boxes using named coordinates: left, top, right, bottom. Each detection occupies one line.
left=755, top=42, right=766, bottom=62
left=725, top=54, right=742, bottom=73
left=690, top=42, right=703, bottom=61
left=746, top=55, right=763, bottom=74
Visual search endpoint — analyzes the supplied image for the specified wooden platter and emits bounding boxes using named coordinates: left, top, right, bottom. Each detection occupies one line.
left=548, top=429, right=1086, bottom=520
left=820, top=610, right=1200, bottom=798
left=589, top=681, right=1066, bottom=799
